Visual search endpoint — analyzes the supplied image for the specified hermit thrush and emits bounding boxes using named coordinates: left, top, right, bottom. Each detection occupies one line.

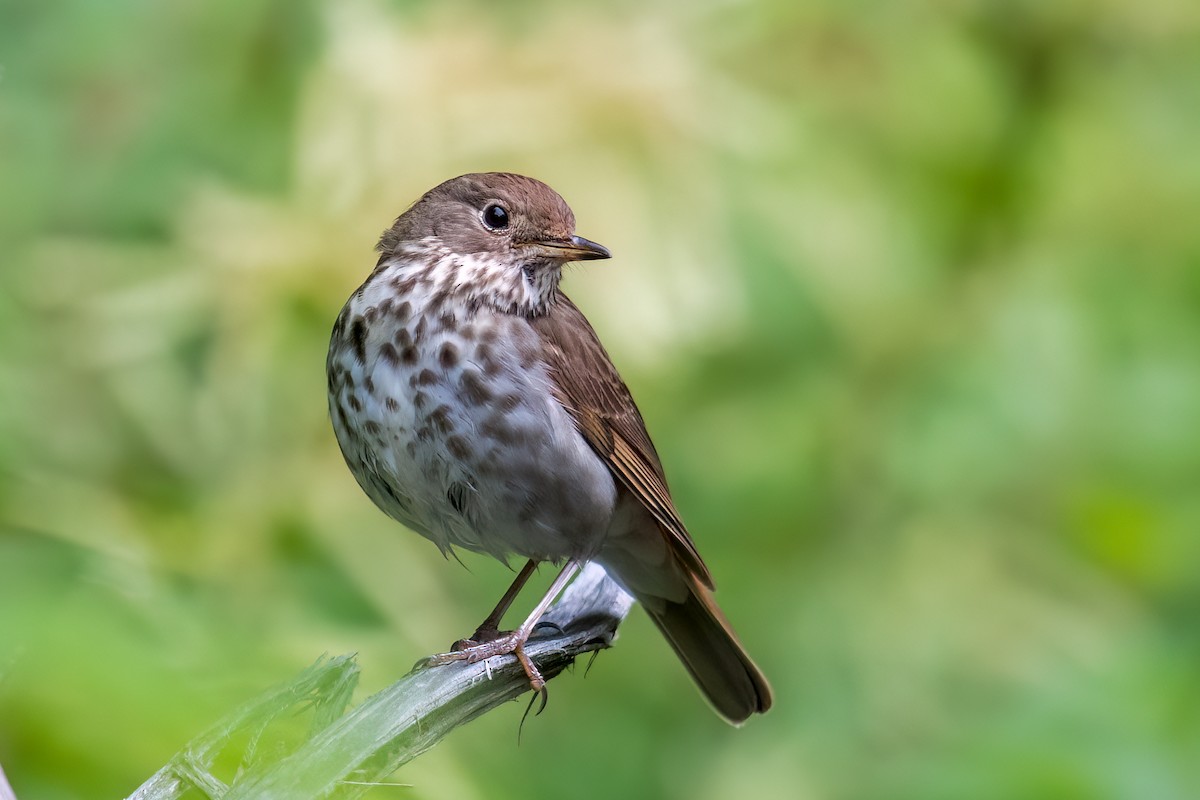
left=327, top=173, right=772, bottom=723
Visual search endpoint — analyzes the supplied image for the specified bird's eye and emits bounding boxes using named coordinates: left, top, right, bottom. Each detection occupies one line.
left=482, top=203, right=509, bottom=230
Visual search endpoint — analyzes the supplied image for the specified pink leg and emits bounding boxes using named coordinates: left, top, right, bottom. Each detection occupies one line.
left=426, top=560, right=581, bottom=692
left=452, top=558, right=540, bottom=649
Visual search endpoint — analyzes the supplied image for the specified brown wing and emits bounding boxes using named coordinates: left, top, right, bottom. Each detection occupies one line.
left=529, top=294, right=714, bottom=589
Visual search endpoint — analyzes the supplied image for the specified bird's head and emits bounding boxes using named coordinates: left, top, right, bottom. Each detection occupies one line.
left=378, top=172, right=610, bottom=315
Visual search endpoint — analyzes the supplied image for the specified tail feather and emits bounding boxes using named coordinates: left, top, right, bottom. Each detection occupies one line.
left=642, top=575, right=773, bottom=724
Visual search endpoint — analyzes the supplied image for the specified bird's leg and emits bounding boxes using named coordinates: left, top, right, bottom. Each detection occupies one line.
left=423, top=560, right=582, bottom=695
left=451, top=558, right=539, bottom=649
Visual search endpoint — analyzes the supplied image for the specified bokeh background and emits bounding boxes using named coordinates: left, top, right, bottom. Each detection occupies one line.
left=3, top=0, right=1200, bottom=797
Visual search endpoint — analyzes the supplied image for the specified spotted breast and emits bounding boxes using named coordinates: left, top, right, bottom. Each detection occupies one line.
left=327, top=243, right=618, bottom=563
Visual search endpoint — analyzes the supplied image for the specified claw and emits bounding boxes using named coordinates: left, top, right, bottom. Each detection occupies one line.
left=518, top=683, right=549, bottom=743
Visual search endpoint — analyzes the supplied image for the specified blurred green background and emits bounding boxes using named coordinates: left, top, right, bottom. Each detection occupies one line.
left=3, top=0, right=1200, bottom=797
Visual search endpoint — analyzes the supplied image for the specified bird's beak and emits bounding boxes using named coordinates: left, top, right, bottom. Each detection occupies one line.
left=527, top=235, right=611, bottom=262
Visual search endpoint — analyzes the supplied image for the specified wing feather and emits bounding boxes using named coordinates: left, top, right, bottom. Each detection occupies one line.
left=529, top=294, right=714, bottom=589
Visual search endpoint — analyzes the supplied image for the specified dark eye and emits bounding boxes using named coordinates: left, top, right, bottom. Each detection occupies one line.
left=482, top=203, right=509, bottom=230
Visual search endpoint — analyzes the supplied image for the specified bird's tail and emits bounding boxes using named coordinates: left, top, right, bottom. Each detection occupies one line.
left=639, top=570, right=773, bottom=724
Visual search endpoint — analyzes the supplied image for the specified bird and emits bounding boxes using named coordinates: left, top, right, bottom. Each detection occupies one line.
left=327, top=172, right=772, bottom=723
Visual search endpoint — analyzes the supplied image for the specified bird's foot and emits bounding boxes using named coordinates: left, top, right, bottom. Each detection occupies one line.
left=412, top=560, right=580, bottom=711
left=419, top=629, right=547, bottom=696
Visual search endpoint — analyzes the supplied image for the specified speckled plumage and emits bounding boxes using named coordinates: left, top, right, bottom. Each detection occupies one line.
left=327, top=173, right=771, bottom=723
left=328, top=240, right=616, bottom=562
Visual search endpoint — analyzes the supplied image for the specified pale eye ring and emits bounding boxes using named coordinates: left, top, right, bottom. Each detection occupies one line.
left=481, top=203, right=509, bottom=230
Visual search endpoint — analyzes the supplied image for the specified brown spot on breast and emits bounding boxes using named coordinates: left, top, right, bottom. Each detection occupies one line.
left=438, top=342, right=460, bottom=369
left=517, top=339, right=539, bottom=370
left=364, top=420, right=382, bottom=435
left=347, top=394, right=363, bottom=412
left=331, top=311, right=348, bottom=339
left=428, top=405, right=455, bottom=434
left=460, top=370, right=494, bottom=406
left=411, top=369, right=438, bottom=387
left=392, top=276, right=417, bottom=295
left=429, top=288, right=451, bottom=310
left=379, top=342, right=400, bottom=366
left=401, top=346, right=418, bottom=365
left=413, top=316, right=428, bottom=344
left=446, top=482, right=469, bottom=515
left=413, top=391, right=428, bottom=410
left=437, top=311, right=457, bottom=332
left=496, top=392, right=522, bottom=413
left=445, top=435, right=471, bottom=460
left=364, top=375, right=375, bottom=394
left=349, top=317, right=368, bottom=364
left=475, top=342, right=503, bottom=376
left=479, top=326, right=499, bottom=345
left=481, top=415, right=516, bottom=445
left=394, top=328, right=413, bottom=349
left=460, top=323, right=476, bottom=341
left=394, top=301, right=412, bottom=321
left=385, top=397, right=400, bottom=412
